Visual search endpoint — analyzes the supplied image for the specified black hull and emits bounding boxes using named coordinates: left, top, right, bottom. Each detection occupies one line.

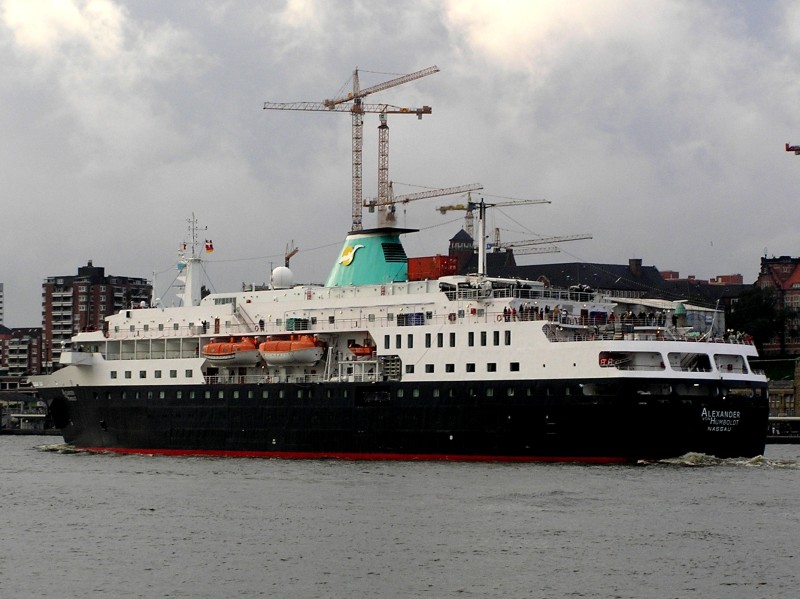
left=43, top=378, right=769, bottom=462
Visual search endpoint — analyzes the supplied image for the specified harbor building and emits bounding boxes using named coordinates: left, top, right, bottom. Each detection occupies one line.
left=0, top=327, right=43, bottom=377
left=755, top=255, right=800, bottom=355
left=42, top=261, right=150, bottom=370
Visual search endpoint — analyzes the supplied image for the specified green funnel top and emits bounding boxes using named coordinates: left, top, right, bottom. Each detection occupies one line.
left=325, top=228, right=415, bottom=287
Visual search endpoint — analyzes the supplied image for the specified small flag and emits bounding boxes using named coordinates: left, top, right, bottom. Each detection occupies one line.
left=205, top=240, right=214, bottom=253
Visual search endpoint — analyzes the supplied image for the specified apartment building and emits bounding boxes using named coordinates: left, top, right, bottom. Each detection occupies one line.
left=42, top=261, right=151, bottom=369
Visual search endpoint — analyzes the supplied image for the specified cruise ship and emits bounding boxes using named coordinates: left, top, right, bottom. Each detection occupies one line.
left=30, top=209, right=769, bottom=461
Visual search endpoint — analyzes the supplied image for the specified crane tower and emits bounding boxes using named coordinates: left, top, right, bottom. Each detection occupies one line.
left=264, top=66, right=439, bottom=231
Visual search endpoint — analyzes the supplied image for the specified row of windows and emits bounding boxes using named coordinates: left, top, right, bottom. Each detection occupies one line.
left=110, top=369, right=193, bottom=379
left=405, top=362, right=520, bottom=374
left=96, top=385, right=540, bottom=402
left=384, top=330, right=512, bottom=350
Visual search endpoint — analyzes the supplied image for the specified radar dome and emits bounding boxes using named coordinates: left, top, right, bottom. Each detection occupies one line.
left=272, top=266, right=294, bottom=289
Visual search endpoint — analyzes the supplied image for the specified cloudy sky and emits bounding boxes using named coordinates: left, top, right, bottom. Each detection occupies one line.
left=1, top=0, right=799, bottom=326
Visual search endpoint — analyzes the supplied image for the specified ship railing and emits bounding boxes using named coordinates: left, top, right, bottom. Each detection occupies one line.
left=203, top=372, right=382, bottom=385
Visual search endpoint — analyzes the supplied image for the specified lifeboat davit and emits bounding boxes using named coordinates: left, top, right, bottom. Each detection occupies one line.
left=202, top=337, right=260, bottom=367
left=259, top=335, right=325, bottom=365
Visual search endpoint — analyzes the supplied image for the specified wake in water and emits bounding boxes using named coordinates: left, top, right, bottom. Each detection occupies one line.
left=656, top=451, right=800, bottom=469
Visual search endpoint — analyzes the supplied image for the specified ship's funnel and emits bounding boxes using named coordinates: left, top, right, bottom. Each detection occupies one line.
left=325, top=227, right=416, bottom=287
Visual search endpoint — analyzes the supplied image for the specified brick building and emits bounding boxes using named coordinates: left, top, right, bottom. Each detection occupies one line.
left=755, top=255, right=800, bottom=355
left=0, top=327, right=43, bottom=377
left=42, top=261, right=150, bottom=369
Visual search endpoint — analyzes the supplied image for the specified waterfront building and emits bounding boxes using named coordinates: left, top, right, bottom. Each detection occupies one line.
left=42, top=261, right=151, bottom=370
left=755, top=255, right=800, bottom=355
left=0, top=327, right=43, bottom=377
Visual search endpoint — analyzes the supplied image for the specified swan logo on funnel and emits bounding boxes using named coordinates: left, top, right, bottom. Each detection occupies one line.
left=338, top=244, right=365, bottom=266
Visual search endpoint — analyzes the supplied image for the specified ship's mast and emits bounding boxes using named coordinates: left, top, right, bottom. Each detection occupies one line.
left=176, top=214, right=206, bottom=307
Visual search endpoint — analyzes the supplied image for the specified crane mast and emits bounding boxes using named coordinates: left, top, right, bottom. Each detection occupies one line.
left=264, top=65, right=439, bottom=231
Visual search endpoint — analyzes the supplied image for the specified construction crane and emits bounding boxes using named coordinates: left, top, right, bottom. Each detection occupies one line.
left=492, top=229, right=593, bottom=250
left=437, top=197, right=551, bottom=238
left=364, top=182, right=483, bottom=227
left=284, top=240, right=299, bottom=268
left=264, top=66, right=440, bottom=231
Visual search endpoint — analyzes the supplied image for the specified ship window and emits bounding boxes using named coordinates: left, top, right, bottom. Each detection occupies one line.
left=233, top=391, right=239, bottom=399
left=130, top=325, right=135, bottom=332
left=487, top=363, right=497, bottom=372
left=121, top=391, right=127, bottom=399
left=368, top=314, right=374, bottom=322
left=446, top=364, right=455, bottom=373
left=154, top=370, right=162, bottom=379
left=185, top=370, right=192, bottom=378
left=449, top=332, right=456, bottom=347
left=466, top=363, right=475, bottom=372
left=510, top=362, right=520, bottom=372
left=114, top=326, right=119, bottom=333
left=176, top=391, right=182, bottom=399
left=248, top=391, right=253, bottom=399
left=458, top=310, right=465, bottom=318
left=173, top=323, right=179, bottom=331
left=124, top=371, right=131, bottom=379
left=437, top=333, right=444, bottom=347
left=505, top=331, right=511, bottom=345
left=205, top=391, right=211, bottom=399
left=170, top=370, right=177, bottom=378
left=408, top=334, right=413, bottom=348
left=481, top=331, right=487, bottom=346
left=405, top=365, right=415, bottom=374
left=397, top=389, right=404, bottom=398
left=110, top=371, right=117, bottom=379
left=328, top=316, right=335, bottom=324
left=396, top=334, right=402, bottom=349
left=279, top=390, right=286, bottom=398
left=160, top=391, right=165, bottom=399
left=189, top=391, right=196, bottom=399
left=425, top=333, right=431, bottom=348
left=425, top=364, right=434, bottom=373
left=433, top=388, right=440, bottom=397
left=468, top=332, right=475, bottom=347
left=507, top=387, right=515, bottom=397
left=147, top=391, right=153, bottom=400
left=477, top=309, right=485, bottom=317
left=486, top=388, right=494, bottom=397
left=143, top=325, right=149, bottom=332
left=413, top=388, right=420, bottom=398
left=262, top=390, right=269, bottom=399
left=384, top=335, right=390, bottom=350
left=493, top=331, right=500, bottom=345
left=158, top=324, right=164, bottom=331
left=449, top=388, right=456, bottom=397
left=297, top=389, right=304, bottom=399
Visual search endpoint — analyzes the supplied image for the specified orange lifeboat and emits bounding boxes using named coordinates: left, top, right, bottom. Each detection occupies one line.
left=348, top=342, right=376, bottom=357
left=202, top=337, right=260, bottom=367
left=258, top=335, right=325, bottom=365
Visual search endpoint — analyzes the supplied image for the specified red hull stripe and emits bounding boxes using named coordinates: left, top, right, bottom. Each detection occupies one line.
left=77, top=447, right=632, bottom=463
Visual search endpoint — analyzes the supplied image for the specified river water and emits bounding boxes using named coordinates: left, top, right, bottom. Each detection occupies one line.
left=1, top=437, right=798, bottom=599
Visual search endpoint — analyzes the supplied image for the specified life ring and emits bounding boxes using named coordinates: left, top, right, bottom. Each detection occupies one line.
left=448, top=313, right=456, bottom=322
left=496, top=314, right=503, bottom=321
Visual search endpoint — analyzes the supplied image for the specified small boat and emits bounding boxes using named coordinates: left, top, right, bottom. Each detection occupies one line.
left=259, top=335, right=325, bottom=365
left=348, top=343, right=376, bottom=357
left=202, top=337, right=260, bottom=366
